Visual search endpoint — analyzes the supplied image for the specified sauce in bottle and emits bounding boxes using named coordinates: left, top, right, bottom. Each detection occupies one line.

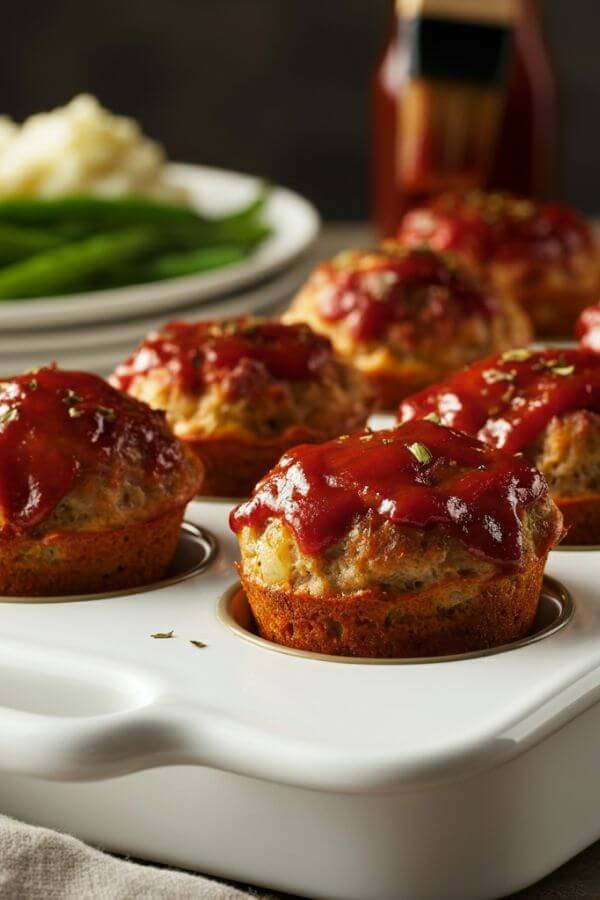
left=373, top=0, right=557, bottom=234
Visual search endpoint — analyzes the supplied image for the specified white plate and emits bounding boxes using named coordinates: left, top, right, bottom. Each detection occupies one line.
left=0, top=163, right=320, bottom=330
left=0, top=256, right=313, bottom=361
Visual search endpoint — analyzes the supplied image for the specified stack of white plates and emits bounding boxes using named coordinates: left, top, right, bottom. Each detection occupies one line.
left=0, top=164, right=320, bottom=377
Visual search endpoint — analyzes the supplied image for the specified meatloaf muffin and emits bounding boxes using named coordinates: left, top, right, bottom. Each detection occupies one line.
left=397, top=190, right=600, bottom=337
left=576, top=303, right=600, bottom=353
left=230, top=421, right=562, bottom=658
left=0, top=365, right=202, bottom=596
left=111, top=318, right=373, bottom=497
left=400, top=347, right=600, bottom=544
left=283, top=244, right=531, bottom=409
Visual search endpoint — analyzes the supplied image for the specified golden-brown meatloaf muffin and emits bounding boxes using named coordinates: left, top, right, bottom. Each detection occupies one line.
left=397, top=190, right=600, bottom=337
left=576, top=303, right=600, bottom=353
left=230, top=421, right=562, bottom=658
left=399, top=348, right=600, bottom=544
left=284, top=244, right=531, bottom=409
left=0, top=365, right=202, bottom=596
left=111, top=317, right=373, bottom=498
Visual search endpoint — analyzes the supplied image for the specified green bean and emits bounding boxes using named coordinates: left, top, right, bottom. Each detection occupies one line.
left=0, top=191, right=268, bottom=232
left=0, top=188, right=271, bottom=295
left=0, top=223, right=63, bottom=264
left=0, top=228, right=158, bottom=299
left=147, top=245, right=250, bottom=279
left=211, top=185, right=268, bottom=227
left=130, top=220, right=270, bottom=282
left=193, top=189, right=269, bottom=242
left=163, top=219, right=272, bottom=252
left=0, top=196, right=209, bottom=228
left=95, top=231, right=269, bottom=288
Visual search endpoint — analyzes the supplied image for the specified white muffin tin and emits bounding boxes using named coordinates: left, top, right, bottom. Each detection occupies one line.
left=0, top=498, right=598, bottom=900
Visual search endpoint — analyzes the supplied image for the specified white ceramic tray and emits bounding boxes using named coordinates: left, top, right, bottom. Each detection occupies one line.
left=0, top=497, right=598, bottom=900
left=0, top=163, right=319, bottom=329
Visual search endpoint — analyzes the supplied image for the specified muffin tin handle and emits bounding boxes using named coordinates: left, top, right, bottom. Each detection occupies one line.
left=0, top=704, right=191, bottom=781
left=1, top=679, right=599, bottom=791
left=0, top=699, right=385, bottom=789
left=0, top=700, right=227, bottom=781
left=0, top=700, right=335, bottom=785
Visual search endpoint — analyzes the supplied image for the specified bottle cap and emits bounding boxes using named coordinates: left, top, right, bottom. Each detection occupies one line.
left=397, top=0, right=517, bottom=24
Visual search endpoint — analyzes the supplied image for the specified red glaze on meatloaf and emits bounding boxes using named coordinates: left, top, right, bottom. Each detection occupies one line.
left=112, top=317, right=373, bottom=497
left=397, top=191, right=600, bottom=337
left=0, top=365, right=201, bottom=595
left=284, top=244, right=531, bottom=408
left=400, top=348, right=600, bottom=543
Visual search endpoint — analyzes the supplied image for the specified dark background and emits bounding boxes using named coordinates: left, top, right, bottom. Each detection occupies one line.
left=3, top=1, right=599, bottom=219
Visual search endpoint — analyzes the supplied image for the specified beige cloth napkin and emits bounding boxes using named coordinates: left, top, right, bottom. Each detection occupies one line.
left=0, top=813, right=269, bottom=899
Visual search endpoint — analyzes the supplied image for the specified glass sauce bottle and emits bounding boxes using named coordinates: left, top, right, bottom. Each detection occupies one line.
left=372, top=0, right=557, bottom=235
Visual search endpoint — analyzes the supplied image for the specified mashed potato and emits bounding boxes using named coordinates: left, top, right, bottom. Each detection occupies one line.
left=0, top=94, right=186, bottom=202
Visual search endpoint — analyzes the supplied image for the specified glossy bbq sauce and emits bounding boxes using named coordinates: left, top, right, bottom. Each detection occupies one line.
left=111, top=319, right=333, bottom=394
left=0, top=366, right=184, bottom=532
left=230, top=420, right=548, bottom=566
left=316, top=248, right=497, bottom=342
left=397, top=193, right=594, bottom=265
left=399, top=348, right=600, bottom=453
left=576, top=304, right=600, bottom=354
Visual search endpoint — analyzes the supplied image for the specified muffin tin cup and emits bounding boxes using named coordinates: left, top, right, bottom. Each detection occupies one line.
left=218, top=575, right=574, bottom=665
left=0, top=521, right=218, bottom=604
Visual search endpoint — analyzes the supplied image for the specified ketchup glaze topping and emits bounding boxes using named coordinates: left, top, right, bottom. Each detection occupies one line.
left=230, top=420, right=548, bottom=565
left=576, top=303, right=600, bottom=353
left=111, top=319, right=333, bottom=395
left=0, top=366, right=186, bottom=532
left=398, top=191, right=594, bottom=265
left=314, top=246, right=498, bottom=342
left=399, top=348, right=600, bottom=454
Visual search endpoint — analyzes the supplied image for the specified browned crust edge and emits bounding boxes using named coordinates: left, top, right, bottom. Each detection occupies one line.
left=355, top=318, right=532, bottom=410
left=239, top=557, right=547, bottom=658
left=556, top=494, right=600, bottom=545
left=0, top=507, right=187, bottom=597
left=188, top=427, right=325, bottom=498
left=363, top=367, right=443, bottom=410
left=512, top=283, right=600, bottom=338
